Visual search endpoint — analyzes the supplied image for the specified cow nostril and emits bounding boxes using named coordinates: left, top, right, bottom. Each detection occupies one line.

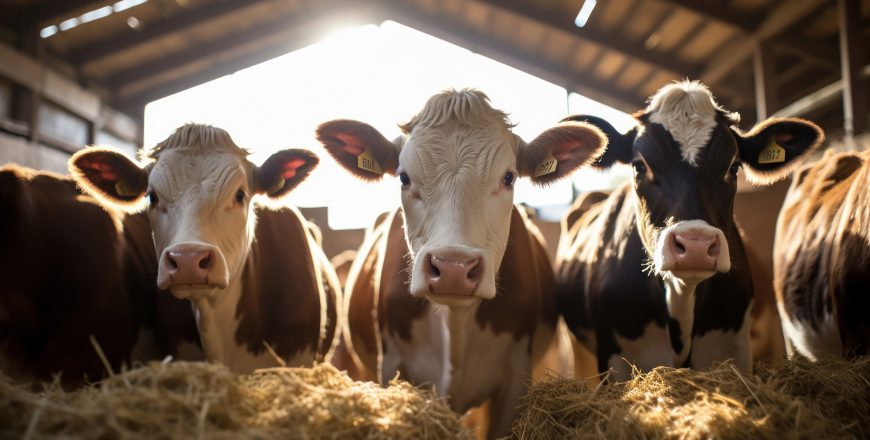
left=674, top=240, right=686, bottom=255
left=467, top=260, right=481, bottom=282
left=428, top=256, right=440, bottom=278
left=199, top=254, right=211, bottom=269
left=708, top=240, right=720, bottom=258
left=167, top=255, right=178, bottom=270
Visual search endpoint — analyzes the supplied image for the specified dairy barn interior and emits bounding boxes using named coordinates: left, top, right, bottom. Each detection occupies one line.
left=0, top=0, right=868, bottom=439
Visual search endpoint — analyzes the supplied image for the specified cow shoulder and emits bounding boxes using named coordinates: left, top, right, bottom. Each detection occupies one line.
left=234, top=206, right=322, bottom=359
left=476, top=207, right=553, bottom=340
left=381, top=209, right=428, bottom=341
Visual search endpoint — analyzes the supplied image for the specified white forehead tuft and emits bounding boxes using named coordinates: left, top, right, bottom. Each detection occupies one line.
left=645, top=81, right=733, bottom=166
left=399, top=89, right=516, bottom=147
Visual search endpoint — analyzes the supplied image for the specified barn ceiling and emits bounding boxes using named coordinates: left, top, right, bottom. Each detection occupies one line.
left=1, top=0, right=867, bottom=129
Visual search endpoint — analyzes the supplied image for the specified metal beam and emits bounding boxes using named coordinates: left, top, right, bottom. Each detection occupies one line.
left=69, top=0, right=270, bottom=66
left=475, top=0, right=700, bottom=77
left=700, top=0, right=828, bottom=87
left=653, top=0, right=763, bottom=32
left=838, top=0, right=868, bottom=145
left=15, top=0, right=113, bottom=30
left=753, top=41, right=777, bottom=120
left=382, top=1, right=643, bottom=112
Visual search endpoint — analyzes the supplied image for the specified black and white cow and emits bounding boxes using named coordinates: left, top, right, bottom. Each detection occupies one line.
left=557, top=80, right=824, bottom=380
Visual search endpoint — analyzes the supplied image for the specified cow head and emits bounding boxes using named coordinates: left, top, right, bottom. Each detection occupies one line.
left=70, top=124, right=318, bottom=301
left=571, top=80, right=823, bottom=286
left=318, top=89, right=605, bottom=306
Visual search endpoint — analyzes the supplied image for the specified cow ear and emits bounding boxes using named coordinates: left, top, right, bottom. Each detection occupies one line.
left=316, top=119, right=400, bottom=181
left=518, top=120, right=608, bottom=185
left=255, top=149, right=319, bottom=199
left=735, top=118, right=824, bottom=185
left=561, top=114, right=636, bottom=169
left=69, top=147, right=148, bottom=210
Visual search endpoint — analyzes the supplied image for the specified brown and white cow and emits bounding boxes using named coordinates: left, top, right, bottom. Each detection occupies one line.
left=775, top=148, right=869, bottom=360
left=557, top=81, right=823, bottom=381
left=317, top=89, right=606, bottom=438
left=69, top=124, right=340, bottom=373
left=0, top=165, right=197, bottom=386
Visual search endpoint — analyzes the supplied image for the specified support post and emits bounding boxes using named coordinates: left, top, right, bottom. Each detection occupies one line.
left=838, top=0, right=868, bottom=150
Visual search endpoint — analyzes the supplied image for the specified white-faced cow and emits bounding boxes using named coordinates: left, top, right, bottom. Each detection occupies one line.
left=0, top=165, right=201, bottom=387
left=317, top=89, right=606, bottom=438
left=557, top=80, right=823, bottom=381
left=69, top=124, right=341, bottom=373
left=775, top=148, right=869, bottom=360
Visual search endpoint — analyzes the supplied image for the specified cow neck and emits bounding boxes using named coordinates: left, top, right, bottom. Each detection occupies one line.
left=193, top=269, right=245, bottom=365
left=445, top=302, right=482, bottom=376
left=663, top=276, right=695, bottom=367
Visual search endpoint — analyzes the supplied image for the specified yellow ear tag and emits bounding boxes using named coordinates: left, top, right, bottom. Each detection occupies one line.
left=114, top=181, right=137, bottom=197
left=357, top=149, right=383, bottom=175
left=534, top=152, right=558, bottom=177
left=268, top=176, right=285, bottom=194
left=758, top=138, right=786, bottom=164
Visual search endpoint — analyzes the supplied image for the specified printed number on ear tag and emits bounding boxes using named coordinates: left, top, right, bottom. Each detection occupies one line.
left=758, top=139, right=786, bottom=164
left=534, top=152, right=558, bottom=177
left=357, top=149, right=383, bottom=175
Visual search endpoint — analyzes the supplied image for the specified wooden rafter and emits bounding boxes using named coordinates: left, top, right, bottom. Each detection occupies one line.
left=69, top=0, right=272, bottom=66
left=382, top=0, right=643, bottom=112
left=14, top=0, right=114, bottom=30
left=700, top=0, right=829, bottom=87
left=474, top=0, right=701, bottom=77
left=652, top=0, right=763, bottom=32
left=106, top=4, right=374, bottom=89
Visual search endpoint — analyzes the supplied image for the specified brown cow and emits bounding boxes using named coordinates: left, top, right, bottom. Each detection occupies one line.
left=0, top=164, right=198, bottom=386
left=317, top=89, right=606, bottom=438
left=69, top=124, right=341, bottom=372
left=775, top=148, right=870, bottom=359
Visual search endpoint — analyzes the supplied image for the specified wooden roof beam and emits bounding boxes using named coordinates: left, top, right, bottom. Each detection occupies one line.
left=14, top=0, right=114, bottom=30
left=474, top=0, right=701, bottom=77
left=700, top=0, right=829, bottom=87
left=69, top=0, right=272, bottom=66
left=105, top=4, right=374, bottom=89
left=381, top=1, right=644, bottom=112
left=652, top=0, right=763, bottom=32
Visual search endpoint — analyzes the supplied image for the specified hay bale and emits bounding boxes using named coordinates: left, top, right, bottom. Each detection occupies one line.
left=514, top=357, right=870, bottom=439
left=0, top=362, right=472, bottom=439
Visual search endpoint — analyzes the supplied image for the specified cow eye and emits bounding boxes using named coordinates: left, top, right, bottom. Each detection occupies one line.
left=235, top=189, right=246, bottom=204
left=503, top=171, right=515, bottom=188
left=729, top=162, right=742, bottom=178
left=147, top=191, right=159, bottom=207
left=631, top=159, right=647, bottom=177
left=399, top=172, right=410, bottom=186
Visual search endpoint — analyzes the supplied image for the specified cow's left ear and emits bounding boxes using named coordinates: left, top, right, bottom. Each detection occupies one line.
left=518, top=121, right=608, bottom=185
left=735, top=118, right=824, bottom=185
left=254, top=149, right=319, bottom=198
left=69, top=147, right=148, bottom=210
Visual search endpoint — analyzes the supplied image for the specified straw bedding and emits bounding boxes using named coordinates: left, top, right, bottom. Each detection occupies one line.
left=0, top=361, right=472, bottom=440
left=513, top=357, right=870, bottom=439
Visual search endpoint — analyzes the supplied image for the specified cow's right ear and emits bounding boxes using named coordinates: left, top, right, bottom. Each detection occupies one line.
left=316, top=119, right=400, bottom=181
left=561, top=115, right=636, bottom=168
left=69, top=147, right=148, bottom=210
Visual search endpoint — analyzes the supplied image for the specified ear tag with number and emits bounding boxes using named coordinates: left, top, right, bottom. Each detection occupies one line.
left=114, top=181, right=137, bottom=197
left=357, top=149, right=383, bottom=175
left=534, top=152, right=558, bottom=177
left=758, top=138, right=786, bottom=164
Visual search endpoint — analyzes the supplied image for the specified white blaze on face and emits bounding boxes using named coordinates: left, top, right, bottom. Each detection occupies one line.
left=148, top=148, right=256, bottom=300
left=645, top=80, right=734, bottom=167
left=399, top=109, right=519, bottom=303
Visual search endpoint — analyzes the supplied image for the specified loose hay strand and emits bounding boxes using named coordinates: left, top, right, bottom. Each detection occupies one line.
left=514, top=357, right=870, bottom=440
left=0, top=362, right=473, bottom=440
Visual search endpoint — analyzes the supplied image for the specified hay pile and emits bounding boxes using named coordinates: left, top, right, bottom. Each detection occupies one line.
left=0, top=362, right=472, bottom=439
left=514, top=357, right=870, bottom=439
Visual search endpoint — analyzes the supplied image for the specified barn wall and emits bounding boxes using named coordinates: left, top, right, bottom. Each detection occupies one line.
left=0, top=41, right=141, bottom=173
